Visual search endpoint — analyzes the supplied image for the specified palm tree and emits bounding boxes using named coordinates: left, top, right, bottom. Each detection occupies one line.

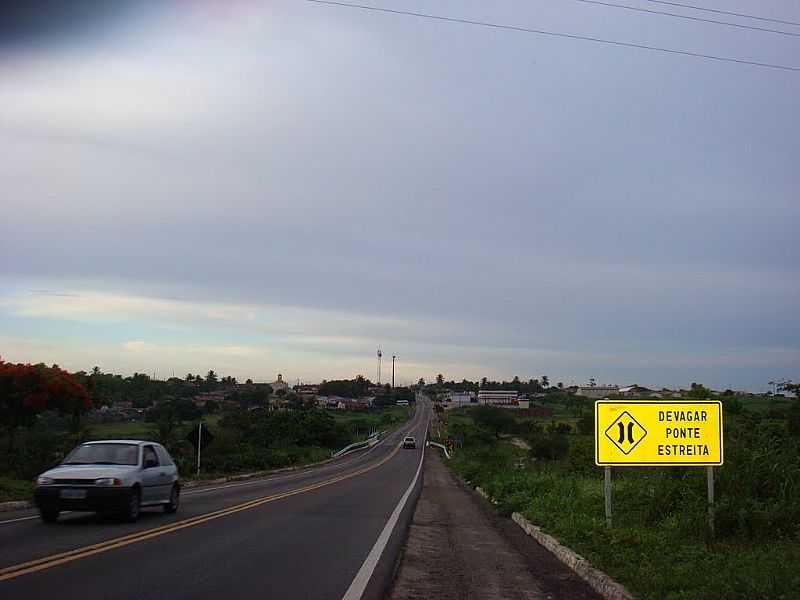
left=541, top=375, right=549, bottom=388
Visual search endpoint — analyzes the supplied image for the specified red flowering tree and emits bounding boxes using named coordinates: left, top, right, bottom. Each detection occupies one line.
left=0, top=359, right=91, bottom=452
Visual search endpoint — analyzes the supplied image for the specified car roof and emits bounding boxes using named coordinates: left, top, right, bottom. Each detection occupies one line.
left=83, top=440, right=155, bottom=446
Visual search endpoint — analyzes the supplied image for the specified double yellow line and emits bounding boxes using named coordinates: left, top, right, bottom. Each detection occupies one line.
left=0, top=442, right=401, bottom=582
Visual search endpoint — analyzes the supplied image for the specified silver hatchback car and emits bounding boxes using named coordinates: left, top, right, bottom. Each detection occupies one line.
left=33, top=440, right=180, bottom=523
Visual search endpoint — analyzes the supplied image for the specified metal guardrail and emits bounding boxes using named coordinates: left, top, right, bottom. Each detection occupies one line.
left=332, top=440, right=369, bottom=458
left=332, top=430, right=387, bottom=458
left=427, top=441, right=451, bottom=459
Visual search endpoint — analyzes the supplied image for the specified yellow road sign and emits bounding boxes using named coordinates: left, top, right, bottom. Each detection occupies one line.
left=595, top=401, right=723, bottom=466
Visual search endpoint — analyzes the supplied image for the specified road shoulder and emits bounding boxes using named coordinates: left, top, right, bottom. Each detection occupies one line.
left=390, top=451, right=602, bottom=600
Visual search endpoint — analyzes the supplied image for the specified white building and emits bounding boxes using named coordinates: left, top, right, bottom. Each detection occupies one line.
left=270, top=374, right=289, bottom=394
left=618, top=385, right=651, bottom=397
left=446, top=391, right=476, bottom=407
left=575, top=385, right=619, bottom=399
left=477, top=390, right=519, bottom=405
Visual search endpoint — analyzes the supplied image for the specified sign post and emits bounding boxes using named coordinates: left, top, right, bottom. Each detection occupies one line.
left=196, top=423, right=202, bottom=477
left=707, top=466, right=715, bottom=541
left=604, top=467, right=612, bottom=528
left=595, top=400, right=724, bottom=535
left=186, top=422, right=214, bottom=477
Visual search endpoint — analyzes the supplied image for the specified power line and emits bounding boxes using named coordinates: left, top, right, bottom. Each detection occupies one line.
left=571, top=0, right=799, bottom=38
left=305, top=0, right=800, bottom=73
left=645, top=0, right=800, bottom=28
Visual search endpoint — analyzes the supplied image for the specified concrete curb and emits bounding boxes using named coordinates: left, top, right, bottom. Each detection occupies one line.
left=510, top=512, right=634, bottom=600
left=473, top=486, right=633, bottom=600
left=0, top=500, right=33, bottom=513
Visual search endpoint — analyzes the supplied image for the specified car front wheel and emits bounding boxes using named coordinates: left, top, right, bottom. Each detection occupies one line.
left=164, top=484, right=180, bottom=514
left=40, top=508, right=59, bottom=523
left=124, top=488, right=141, bottom=522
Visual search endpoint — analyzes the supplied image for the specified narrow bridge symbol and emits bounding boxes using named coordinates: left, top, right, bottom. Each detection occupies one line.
left=604, top=411, right=647, bottom=455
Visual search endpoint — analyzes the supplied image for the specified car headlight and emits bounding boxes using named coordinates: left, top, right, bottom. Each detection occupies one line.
left=36, top=476, right=54, bottom=486
left=94, top=478, right=123, bottom=487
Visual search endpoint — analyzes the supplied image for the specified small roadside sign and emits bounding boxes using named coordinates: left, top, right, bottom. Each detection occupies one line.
left=186, top=422, right=214, bottom=451
left=595, top=401, right=723, bottom=466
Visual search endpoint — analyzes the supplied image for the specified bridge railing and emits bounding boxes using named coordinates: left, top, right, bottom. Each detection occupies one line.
left=332, top=430, right=387, bottom=458
left=427, top=440, right=451, bottom=459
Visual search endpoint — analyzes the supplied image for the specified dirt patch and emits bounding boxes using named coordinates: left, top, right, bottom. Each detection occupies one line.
left=389, top=452, right=602, bottom=600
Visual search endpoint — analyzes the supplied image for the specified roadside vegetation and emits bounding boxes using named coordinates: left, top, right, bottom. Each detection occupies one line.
left=0, top=360, right=412, bottom=501
left=433, top=389, right=800, bottom=600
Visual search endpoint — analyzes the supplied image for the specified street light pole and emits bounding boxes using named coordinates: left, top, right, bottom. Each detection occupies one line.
left=392, top=356, right=396, bottom=388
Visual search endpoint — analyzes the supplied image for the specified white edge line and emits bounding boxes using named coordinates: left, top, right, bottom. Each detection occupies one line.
left=0, top=515, right=39, bottom=525
left=341, top=426, right=427, bottom=600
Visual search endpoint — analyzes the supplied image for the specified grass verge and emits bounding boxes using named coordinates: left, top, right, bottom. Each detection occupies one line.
left=449, top=437, right=799, bottom=600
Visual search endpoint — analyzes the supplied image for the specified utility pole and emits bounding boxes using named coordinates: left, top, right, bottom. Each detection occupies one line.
left=392, top=355, right=396, bottom=388
left=376, top=347, right=382, bottom=385
left=196, top=423, right=202, bottom=477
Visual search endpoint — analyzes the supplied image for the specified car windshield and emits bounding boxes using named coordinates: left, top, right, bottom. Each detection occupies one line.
left=63, top=444, right=139, bottom=466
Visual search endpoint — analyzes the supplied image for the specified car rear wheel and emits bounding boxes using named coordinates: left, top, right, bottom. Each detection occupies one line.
left=40, top=508, right=59, bottom=523
left=164, top=484, right=180, bottom=514
left=123, top=488, right=141, bottom=523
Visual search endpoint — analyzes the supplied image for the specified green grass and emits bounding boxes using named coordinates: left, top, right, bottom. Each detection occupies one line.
left=326, top=406, right=411, bottom=439
left=736, top=395, right=794, bottom=416
left=0, top=477, right=32, bottom=503
left=88, top=414, right=224, bottom=441
left=445, top=402, right=800, bottom=600
left=451, top=441, right=800, bottom=600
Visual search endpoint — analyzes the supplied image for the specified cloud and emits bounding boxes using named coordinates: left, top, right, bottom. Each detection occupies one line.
left=0, top=1, right=798, bottom=390
left=122, top=340, right=148, bottom=352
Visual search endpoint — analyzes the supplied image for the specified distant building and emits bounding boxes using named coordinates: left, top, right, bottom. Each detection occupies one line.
left=295, top=385, right=319, bottom=403
left=192, top=390, right=228, bottom=407
left=446, top=391, right=476, bottom=406
left=271, top=374, right=289, bottom=394
left=478, top=390, right=518, bottom=405
left=618, top=385, right=652, bottom=397
left=575, top=385, right=619, bottom=399
left=316, top=395, right=372, bottom=410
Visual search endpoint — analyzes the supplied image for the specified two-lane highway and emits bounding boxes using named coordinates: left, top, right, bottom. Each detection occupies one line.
left=0, top=400, right=430, bottom=599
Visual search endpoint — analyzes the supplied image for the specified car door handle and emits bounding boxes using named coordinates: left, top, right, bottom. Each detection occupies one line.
left=159, top=472, right=167, bottom=477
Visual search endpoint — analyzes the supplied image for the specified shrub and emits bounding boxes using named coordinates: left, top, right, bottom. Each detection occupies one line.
left=577, top=412, right=594, bottom=435
left=546, top=422, right=572, bottom=435
left=529, top=431, right=569, bottom=461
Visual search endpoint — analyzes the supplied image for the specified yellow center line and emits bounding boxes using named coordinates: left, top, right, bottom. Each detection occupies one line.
left=0, top=441, right=403, bottom=582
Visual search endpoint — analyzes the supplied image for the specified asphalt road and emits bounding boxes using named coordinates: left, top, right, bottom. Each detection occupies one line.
left=0, top=401, right=430, bottom=600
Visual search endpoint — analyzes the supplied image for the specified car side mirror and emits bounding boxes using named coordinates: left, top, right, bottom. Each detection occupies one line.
left=144, top=458, right=158, bottom=469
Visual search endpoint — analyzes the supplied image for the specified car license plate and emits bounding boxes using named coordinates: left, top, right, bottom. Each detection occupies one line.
left=59, top=488, right=87, bottom=499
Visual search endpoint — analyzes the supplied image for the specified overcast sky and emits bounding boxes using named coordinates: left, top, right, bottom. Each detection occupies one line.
left=1, top=0, right=798, bottom=390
